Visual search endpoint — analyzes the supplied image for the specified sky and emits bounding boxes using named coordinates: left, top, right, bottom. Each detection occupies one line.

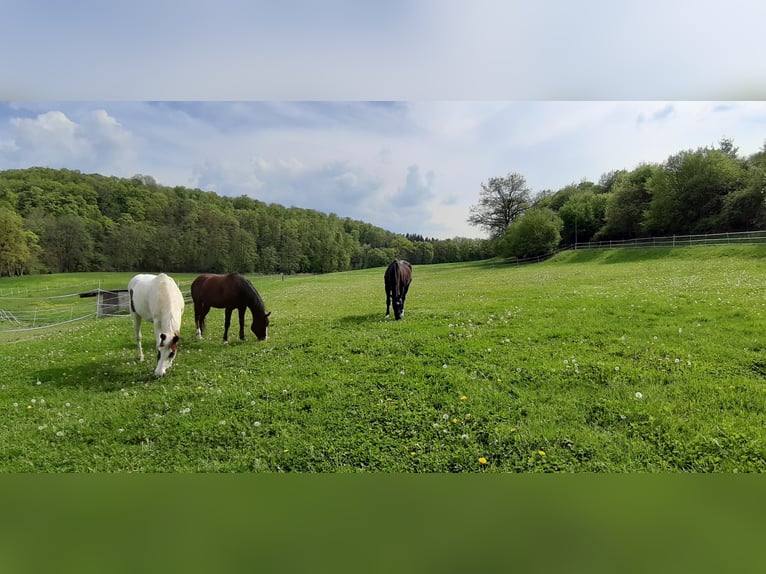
left=2, top=1, right=765, bottom=239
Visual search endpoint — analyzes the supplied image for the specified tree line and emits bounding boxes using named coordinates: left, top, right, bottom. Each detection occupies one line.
left=0, top=168, right=490, bottom=276
left=469, top=138, right=766, bottom=258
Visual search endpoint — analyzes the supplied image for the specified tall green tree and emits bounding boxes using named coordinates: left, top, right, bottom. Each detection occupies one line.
left=558, top=192, right=607, bottom=245
left=498, top=208, right=562, bottom=259
left=644, top=147, right=745, bottom=235
left=597, top=164, right=658, bottom=240
left=42, top=215, right=94, bottom=272
left=0, top=208, right=33, bottom=276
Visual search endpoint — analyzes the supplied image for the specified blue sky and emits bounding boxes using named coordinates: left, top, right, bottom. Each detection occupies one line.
left=2, top=2, right=766, bottom=238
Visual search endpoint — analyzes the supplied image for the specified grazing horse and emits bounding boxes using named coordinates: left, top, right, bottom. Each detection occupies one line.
left=191, top=273, right=270, bottom=342
left=128, top=273, right=185, bottom=377
left=384, top=260, right=412, bottom=320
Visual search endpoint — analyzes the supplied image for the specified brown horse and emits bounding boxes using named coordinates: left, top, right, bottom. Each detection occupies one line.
left=384, top=260, right=412, bottom=320
left=191, top=273, right=270, bottom=342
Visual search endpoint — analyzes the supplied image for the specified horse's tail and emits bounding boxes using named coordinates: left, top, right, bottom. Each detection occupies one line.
left=393, top=261, right=402, bottom=298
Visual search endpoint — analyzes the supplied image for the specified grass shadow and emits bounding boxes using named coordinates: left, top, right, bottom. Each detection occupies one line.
left=552, top=248, right=675, bottom=265
left=34, top=355, right=157, bottom=392
left=335, top=312, right=386, bottom=327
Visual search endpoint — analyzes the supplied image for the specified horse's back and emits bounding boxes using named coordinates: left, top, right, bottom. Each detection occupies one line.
left=385, top=260, right=412, bottom=290
left=129, top=273, right=184, bottom=319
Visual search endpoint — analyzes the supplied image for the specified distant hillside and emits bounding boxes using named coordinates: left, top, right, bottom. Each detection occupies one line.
left=0, top=167, right=490, bottom=276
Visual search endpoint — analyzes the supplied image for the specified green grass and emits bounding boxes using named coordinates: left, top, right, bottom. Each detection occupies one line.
left=1, top=245, right=766, bottom=472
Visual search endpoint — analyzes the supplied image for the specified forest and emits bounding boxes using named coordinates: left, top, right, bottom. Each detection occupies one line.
left=1, top=137, right=765, bottom=276
left=0, top=168, right=489, bottom=276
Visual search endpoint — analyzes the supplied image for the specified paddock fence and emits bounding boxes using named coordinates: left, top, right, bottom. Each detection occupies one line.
left=508, top=229, right=766, bottom=265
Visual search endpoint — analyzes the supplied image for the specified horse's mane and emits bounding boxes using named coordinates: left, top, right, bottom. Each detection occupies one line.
left=232, top=273, right=266, bottom=315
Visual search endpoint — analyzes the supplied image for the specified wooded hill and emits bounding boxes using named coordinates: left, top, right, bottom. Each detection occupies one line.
left=0, top=168, right=490, bottom=276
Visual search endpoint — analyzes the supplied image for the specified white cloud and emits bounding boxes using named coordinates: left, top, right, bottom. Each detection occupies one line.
left=10, top=111, right=90, bottom=164
left=3, top=108, right=138, bottom=172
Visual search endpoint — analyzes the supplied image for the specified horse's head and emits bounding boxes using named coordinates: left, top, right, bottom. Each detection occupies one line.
left=392, top=298, right=405, bottom=320
left=155, top=332, right=180, bottom=376
left=251, top=312, right=271, bottom=341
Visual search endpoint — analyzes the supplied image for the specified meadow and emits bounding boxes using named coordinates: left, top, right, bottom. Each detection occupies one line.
left=1, top=245, right=765, bottom=472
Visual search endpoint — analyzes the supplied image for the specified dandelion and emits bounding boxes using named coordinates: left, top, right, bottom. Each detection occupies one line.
left=56, top=431, right=64, bottom=437
left=410, top=451, right=417, bottom=456
left=460, top=395, right=468, bottom=401
left=678, top=328, right=683, bottom=334
left=465, top=414, right=472, bottom=420
left=452, top=418, right=460, bottom=425
left=65, top=402, right=71, bottom=408
left=31, top=399, right=36, bottom=404
left=253, top=421, right=261, bottom=427
left=635, top=392, right=643, bottom=399
left=179, top=407, right=191, bottom=415
left=35, top=380, right=41, bottom=386
left=510, top=427, right=517, bottom=433
left=442, top=364, right=448, bottom=369
left=13, top=402, right=18, bottom=408
left=118, top=428, right=124, bottom=433
left=78, top=418, right=84, bottom=424
left=461, top=434, right=470, bottom=440
left=442, top=413, right=450, bottom=420
left=538, top=450, right=546, bottom=457
left=432, top=423, right=440, bottom=429
left=399, top=370, right=405, bottom=375
left=614, top=366, right=620, bottom=372
left=564, top=360, right=570, bottom=365
left=479, top=457, right=488, bottom=465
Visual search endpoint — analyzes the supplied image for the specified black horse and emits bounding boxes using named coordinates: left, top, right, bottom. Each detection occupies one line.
left=384, top=260, right=412, bottom=320
left=191, top=273, right=270, bottom=342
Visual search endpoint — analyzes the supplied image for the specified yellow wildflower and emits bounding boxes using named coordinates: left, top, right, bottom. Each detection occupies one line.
left=478, top=457, right=488, bottom=465
left=538, top=450, right=546, bottom=457
left=460, top=395, right=468, bottom=401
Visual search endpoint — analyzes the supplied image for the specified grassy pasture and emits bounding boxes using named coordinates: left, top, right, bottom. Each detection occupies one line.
left=1, top=246, right=765, bottom=472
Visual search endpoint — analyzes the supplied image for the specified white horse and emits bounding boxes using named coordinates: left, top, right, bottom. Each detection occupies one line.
left=128, top=273, right=185, bottom=377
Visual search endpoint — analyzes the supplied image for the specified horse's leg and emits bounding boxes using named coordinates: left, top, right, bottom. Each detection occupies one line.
left=223, top=308, right=233, bottom=343
left=385, top=290, right=391, bottom=317
left=194, top=301, right=204, bottom=340
left=238, top=307, right=246, bottom=341
left=401, top=284, right=410, bottom=317
left=132, top=313, right=144, bottom=362
left=193, top=304, right=210, bottom=340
